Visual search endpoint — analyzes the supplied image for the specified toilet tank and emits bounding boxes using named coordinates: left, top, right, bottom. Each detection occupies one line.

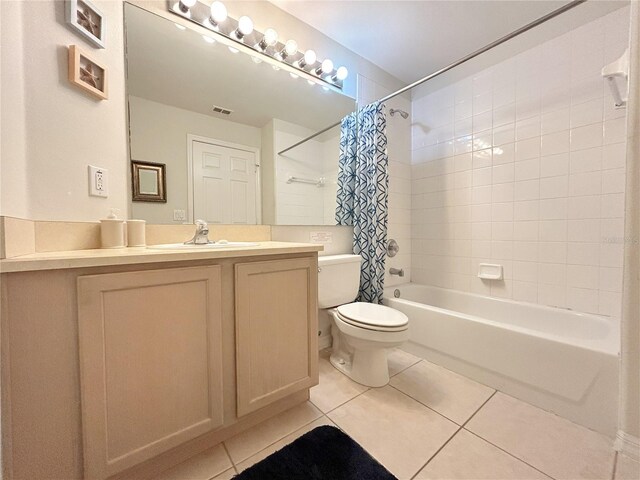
left=317, top=254, right=362, bottom=308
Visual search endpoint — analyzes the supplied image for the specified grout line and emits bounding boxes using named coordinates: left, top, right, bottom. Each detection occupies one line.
left=610, top=451, right=618, bottom=480
left=221, top=442, right=235, bottom=469
left=460, top=389, right=497, bottom=428
left=408, top=390, right=497, bottom=480
left=409, top=425, right=463, bottom=480
left=227, top=412, right=326, bottom=470
left=462, top=428, right=556, bottom=480
left=387, top=383, right=461, bottom=425
left=321, top=386, right=371, bottom=415
left=389, top=355, right=422, bottom=378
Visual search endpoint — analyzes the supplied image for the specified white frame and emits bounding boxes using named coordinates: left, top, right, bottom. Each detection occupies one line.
left=66, top=0, right=106, bottom=49
left=186, top=134, right=262, bottom=225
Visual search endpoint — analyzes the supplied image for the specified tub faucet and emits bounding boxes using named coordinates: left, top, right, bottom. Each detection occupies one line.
left=389, top=268, right=404, bottom=277
left=185, top=219, right=213, bottom=245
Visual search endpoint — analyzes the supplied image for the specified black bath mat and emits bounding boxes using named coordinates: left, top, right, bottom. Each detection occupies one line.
left=234, top=425, right=397, bottom=480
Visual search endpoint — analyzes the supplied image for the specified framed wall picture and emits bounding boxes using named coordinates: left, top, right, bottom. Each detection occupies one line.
left=68, top=45, right=108, bottom=100
left=132, top=161, right=167, bottom=203
left=66, top=0, right=105, bottom=48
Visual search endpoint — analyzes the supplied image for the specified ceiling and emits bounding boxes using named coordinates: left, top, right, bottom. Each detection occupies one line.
left=271, top=0, right=628, bottom=84
left=125, top=4, right=355, bottom=131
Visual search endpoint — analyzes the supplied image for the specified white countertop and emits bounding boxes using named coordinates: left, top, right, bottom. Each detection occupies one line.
left=0, top=242, right=323, bottom=273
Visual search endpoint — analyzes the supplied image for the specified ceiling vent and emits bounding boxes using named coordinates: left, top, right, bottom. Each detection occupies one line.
left=212, top=105, right=233, bottom=115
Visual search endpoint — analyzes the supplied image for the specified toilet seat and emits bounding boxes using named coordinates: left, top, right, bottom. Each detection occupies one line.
left=336, top=302, right=408, bottom=332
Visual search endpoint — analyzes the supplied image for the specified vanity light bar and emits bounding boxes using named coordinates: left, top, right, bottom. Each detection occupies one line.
left=167, top=0, right=347, bottom=91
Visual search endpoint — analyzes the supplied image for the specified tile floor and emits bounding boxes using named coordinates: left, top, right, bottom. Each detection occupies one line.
left=153, top=349, right=639, bottom=480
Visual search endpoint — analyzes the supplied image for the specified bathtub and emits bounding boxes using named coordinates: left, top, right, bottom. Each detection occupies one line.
left=383, top=283, right=619, bottom=436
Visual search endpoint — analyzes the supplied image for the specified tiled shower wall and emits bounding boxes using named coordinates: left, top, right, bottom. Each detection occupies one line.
left=410, top=7, right=630, bottom=317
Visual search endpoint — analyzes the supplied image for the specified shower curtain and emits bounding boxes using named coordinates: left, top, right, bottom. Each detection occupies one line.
left=336, top=102, right=389, bottom=304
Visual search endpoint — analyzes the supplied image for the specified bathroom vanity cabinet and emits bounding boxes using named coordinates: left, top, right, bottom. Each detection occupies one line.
left=0, top=244, right=319, bottom=480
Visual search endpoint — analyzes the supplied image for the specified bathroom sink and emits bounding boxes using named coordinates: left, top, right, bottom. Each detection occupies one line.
left=147, top=241, right=259, bottom=250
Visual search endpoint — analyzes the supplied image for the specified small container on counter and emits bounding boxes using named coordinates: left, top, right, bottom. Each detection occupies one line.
left=100, top=209, right=126, bottom=248
left=127, top=219, right=146, bottom=247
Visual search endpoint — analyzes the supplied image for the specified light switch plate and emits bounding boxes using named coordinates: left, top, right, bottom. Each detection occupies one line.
left=88, top=165, right=108, bottom=197
left=173, top=209, right=186, bottom=221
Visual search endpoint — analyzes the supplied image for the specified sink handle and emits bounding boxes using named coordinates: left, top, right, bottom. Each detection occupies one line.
left=185, top=220, right=212, bottom=245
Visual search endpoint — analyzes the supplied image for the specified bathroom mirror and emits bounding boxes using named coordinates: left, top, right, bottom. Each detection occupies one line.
left=124, top=3, right=355, bottom=225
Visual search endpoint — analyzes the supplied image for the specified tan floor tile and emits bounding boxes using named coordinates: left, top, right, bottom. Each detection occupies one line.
left=224, top=401, right=322, bottom=464
left=388, top=348, right=421, bottom=377
left=236, top=416, right=337, bottom=473
left=466, top=392, right=615, bottom=480
left=310, top=357, right=369, bottom=413
left=151, top=445, right=232, bottom=480
left=211, top=468, right=236, bottom=480
left=415, top=429, right=550, bottom=479
left=328, top=385, right=458, bottom=479
left=615, top=453, right=640, bottom=480
left=390, top=360, right=495, bottom=424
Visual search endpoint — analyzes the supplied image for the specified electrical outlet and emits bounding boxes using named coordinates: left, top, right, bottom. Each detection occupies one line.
left=173, top=209, right=186, bottom=221
left=88, top=165, right=108, bottom=197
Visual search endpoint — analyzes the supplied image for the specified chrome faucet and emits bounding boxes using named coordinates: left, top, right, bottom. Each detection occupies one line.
left=389, top=268, right=404, bottom=277
left=185, top=219, right=213, bottom=245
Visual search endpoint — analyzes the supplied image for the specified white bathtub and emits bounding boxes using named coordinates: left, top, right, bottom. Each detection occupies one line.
left=383, top=283, right=619, bottom=436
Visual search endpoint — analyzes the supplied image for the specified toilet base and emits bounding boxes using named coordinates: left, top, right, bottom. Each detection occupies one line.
left=330, top=348, right=391, bottom=388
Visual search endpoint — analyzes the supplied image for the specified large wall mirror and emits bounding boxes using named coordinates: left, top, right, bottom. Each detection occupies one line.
left=124, top=3, right=356, bottom=225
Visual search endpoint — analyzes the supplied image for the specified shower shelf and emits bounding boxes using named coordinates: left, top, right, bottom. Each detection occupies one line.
left=602, top=49, right=629, bottom=108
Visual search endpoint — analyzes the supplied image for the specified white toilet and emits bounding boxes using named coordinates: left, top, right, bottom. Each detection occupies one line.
left=318, top=254, right=409, bottom=387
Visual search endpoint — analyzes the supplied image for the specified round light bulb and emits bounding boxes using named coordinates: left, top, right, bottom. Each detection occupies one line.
left=321, top=59, right=333, bottom=73
left=209, top=1, right=227, bottom=23
left=263, top=28, right=278, bottom=46
left=304, top=49, right=317, bottom=65
left=335, top=66, right=348, bottom=80
left=284, top=39, right=298, bottom=56
left=182, top=0, right=197, bottom=7
left=237, top=16, right=253, bottom=35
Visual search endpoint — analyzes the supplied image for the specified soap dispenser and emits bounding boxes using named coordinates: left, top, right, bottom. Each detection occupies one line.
left=100, top=209, right=126, bottom=248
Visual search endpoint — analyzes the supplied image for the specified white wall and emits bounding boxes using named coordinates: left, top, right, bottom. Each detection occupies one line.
left=410, top=7, right=630, bottom=317
left=0, top=0, right=403, bottom=224
left=1, top=0, right=128, bottom=222
left=129, top=96, right=261, bottom=224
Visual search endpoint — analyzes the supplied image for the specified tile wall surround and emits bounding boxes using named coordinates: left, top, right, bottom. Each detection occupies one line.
left=410, top=7, right=630, bottom=317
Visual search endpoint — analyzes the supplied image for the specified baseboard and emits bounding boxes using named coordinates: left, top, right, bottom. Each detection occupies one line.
left=318, top=334, right=332, bottom=350
left=615, top=430, right=640, bottom=461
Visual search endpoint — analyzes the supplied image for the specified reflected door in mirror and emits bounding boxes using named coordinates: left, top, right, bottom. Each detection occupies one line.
left=192, top=140, right=258, bottom=224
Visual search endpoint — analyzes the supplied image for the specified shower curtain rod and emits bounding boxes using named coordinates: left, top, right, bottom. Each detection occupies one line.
left=278, top=0, right=587, bottom=156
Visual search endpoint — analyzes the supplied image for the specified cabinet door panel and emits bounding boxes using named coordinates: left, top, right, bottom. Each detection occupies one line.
left=235, top=257, right=318, bottom=416
left=78, top=266, right=223, bottom=479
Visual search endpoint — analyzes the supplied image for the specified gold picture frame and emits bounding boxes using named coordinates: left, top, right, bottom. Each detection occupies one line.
left=131, top=160, right=167, bottom=203
left=68, top=45, right=108, bottom=100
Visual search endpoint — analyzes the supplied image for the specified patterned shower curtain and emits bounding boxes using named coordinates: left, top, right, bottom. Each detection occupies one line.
left=335, top=102, right=389, bottom=304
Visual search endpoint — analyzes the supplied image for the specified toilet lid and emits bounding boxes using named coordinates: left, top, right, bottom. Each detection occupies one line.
left=336, top=302, right=409, bottom=329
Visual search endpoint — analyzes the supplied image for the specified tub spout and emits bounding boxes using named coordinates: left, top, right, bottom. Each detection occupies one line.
left=389, top=268, right=404, bottom=277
